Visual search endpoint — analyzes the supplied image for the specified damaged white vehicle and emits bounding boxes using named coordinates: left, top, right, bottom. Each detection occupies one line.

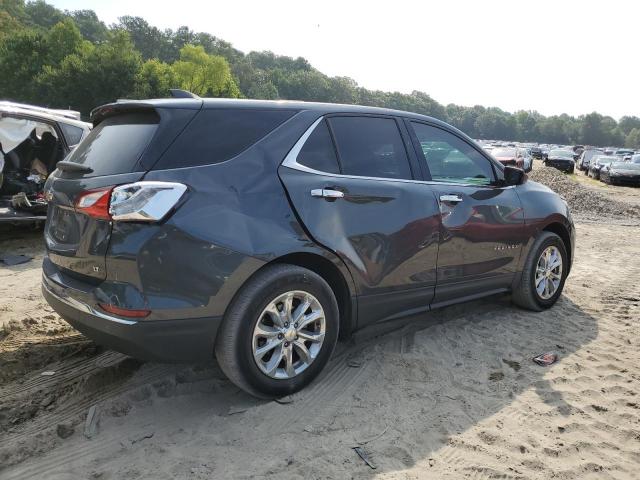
left=0, top=101, right=91, bottom=222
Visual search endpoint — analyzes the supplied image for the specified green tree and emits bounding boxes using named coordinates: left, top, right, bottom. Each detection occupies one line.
left=133, top=58, right=177, bottom=99
left=37, top=30, right=141, bottom=113
left=46, top=18, right=85, bottom=64
left=24, top=0, right=64, bottom=29
left=445, top=104, right=480, bottom=137
left=171, top=44, right=239, bottom=97
left=0, top=27, right=49, bottom=102
left=116, top=16, right=171, bottom=61
left=580, top=112, right=607, bottom=146
left=0, top=0, right=26, bottom=37
left=618, top=116, right=640, bottom=136
left=625, top=128, right=640, bottom=149
left=69, top=10, right=108, bottom=43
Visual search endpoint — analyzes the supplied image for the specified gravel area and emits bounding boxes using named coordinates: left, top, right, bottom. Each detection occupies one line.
left=529, top=166, right=640, bottom=219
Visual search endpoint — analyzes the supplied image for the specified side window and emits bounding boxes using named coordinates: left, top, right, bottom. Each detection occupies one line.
left=410, top=122, right=495, bottom=185
left=328, top=116, right=412, bottom=180
left=296, top=120, right=340, bottom=174
left=154, top=109, right=296, bottom=169
left=59, top=123, right=85, bottom=147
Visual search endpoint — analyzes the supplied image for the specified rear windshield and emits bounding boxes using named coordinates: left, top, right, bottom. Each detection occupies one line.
left=65, top=113, right=158, bottom=176
left=152, top=108, right=296, bottom=170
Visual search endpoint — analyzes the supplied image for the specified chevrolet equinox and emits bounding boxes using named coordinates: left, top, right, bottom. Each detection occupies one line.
left=42, top=97, right=574, bottom=398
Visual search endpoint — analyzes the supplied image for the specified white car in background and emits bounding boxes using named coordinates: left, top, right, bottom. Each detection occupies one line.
left=0, top=101, right=91, bottom=222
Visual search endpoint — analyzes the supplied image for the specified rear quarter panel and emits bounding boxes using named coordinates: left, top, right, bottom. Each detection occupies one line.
left=107, top=110, right=356, bottom=322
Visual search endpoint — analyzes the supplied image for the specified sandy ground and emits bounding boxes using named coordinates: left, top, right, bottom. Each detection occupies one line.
left=1, top=182, right=639, bottom=479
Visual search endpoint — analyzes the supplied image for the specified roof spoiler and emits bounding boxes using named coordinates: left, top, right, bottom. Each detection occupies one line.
left=169, top=89, right=200, bottom=99
left=90, top=102, right=157, bottom=126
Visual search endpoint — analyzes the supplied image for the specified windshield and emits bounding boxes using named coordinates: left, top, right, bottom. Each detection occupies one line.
left=612, top=161, right=640, bottom=170
left=548, top=149, right=573, bottom=159
left=596, top=156, right=617, bottom=165
left=492, top=148, right=516, bottom=157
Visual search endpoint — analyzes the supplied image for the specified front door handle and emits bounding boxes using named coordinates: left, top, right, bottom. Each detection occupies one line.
left=439, top=194, right=463, bottom=204
left=311, top=188, right=345, bottom=199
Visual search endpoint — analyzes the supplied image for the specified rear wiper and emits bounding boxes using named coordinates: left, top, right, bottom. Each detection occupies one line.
left=56, top=161, right=93, bottom=174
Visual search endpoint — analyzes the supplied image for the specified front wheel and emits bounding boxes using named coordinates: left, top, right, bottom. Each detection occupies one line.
left=512, top=232, right=568, bottom=311
left=215, top=264, right=339, bottom=398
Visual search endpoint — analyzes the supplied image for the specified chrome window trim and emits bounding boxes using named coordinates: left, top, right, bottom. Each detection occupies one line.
left=282, top=116, right=513, bottom=189
left=42, top=277, right=138, bottom=325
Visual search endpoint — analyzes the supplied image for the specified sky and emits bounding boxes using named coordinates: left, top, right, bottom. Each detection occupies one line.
left=50, top=0, right=639, bottom=119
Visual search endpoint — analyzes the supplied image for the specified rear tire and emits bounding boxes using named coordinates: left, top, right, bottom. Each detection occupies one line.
left=512, top=232, right=568, bottom=311
left=215, top=264, right=339, bottom=398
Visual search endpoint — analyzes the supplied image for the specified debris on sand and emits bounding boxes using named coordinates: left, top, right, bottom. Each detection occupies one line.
left=275, top=395, right=294, bottom=405
left=56, top=423, right=74, bottom=439
left=353, top=446, right=377, bottom=469
left=532, top=352, right=558, bottom=366
left=529, top=168, right=640, bottom=218
left=84, top=405, right=100, bottom=439
left=0, top=254, right=32, bottom=266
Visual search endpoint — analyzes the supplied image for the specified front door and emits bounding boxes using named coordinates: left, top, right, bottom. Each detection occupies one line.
left=407, top=121, right=526, bottom=306
left=279, top=115, right=441, bottom=327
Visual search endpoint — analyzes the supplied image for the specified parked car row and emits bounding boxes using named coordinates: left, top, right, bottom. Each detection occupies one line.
left=576, top=147, right=640, bottom=186
left=478, top=142, right=533, bottom=172
left=478, top=138, right=640, bottom=186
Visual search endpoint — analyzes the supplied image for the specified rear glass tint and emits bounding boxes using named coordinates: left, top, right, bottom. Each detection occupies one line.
left=65, top=113, right=158, bottom=176
left=153, top=109, right=296, bottom=170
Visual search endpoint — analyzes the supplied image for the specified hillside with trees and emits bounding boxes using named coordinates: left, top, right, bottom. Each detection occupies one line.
left=1, top=0, right=639, bottom=148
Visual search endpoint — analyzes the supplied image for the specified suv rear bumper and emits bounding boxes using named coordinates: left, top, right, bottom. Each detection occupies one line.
left=42, top=272, right=221, bottom=362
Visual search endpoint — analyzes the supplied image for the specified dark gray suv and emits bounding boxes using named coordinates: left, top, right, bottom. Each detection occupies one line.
left=42, top=97, right=574, bottom=398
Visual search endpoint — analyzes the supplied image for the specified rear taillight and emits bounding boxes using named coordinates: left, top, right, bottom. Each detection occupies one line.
left=110, top=181, right=187, bottom=221
left=75, top=187, right=113, bottom=220
left=74, top=182, right=187, bottom=222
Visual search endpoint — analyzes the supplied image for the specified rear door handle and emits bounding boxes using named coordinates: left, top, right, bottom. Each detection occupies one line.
left=439, top=194, right=463, bottom=204
left=311, top=188, right=345, bottom=199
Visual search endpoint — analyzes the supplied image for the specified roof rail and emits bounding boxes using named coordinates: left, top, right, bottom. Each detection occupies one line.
left=169, top=89, right=200, bottom=99
left=0, top=101, right=82, bottom=120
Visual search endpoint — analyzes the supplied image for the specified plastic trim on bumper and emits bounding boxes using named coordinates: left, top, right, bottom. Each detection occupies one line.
left=42, top=276, right=137, bottom=325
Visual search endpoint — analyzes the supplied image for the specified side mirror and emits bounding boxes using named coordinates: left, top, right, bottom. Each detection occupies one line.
left=502, top=165, right=526, bottom=186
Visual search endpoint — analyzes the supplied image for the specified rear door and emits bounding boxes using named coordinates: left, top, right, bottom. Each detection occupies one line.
left=44, top=105, right=198, bottom=280
left=406, top=121, right=526, bottom=306
left=279, top=115, right=441, bottom=327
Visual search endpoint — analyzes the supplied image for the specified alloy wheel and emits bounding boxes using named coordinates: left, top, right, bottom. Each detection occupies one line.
left=252, top=290, right=326, bottom=379
left=535, top=246, right=563, bottom=300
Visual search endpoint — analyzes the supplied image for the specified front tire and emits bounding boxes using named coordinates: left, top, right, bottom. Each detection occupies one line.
left=512, top=232, right=568, bottom=311
left=215, top=264, right=339, bottom=398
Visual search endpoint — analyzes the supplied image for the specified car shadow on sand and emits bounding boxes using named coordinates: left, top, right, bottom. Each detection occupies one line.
left=1, top=293, right=598, bottom=479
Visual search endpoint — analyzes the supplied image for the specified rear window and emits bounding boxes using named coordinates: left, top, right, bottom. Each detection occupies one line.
left=296, top=120, right=340, bottom=174
left=65, top=113, right=158, bottom=176
left=153, top=109, right=296, bottom=170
